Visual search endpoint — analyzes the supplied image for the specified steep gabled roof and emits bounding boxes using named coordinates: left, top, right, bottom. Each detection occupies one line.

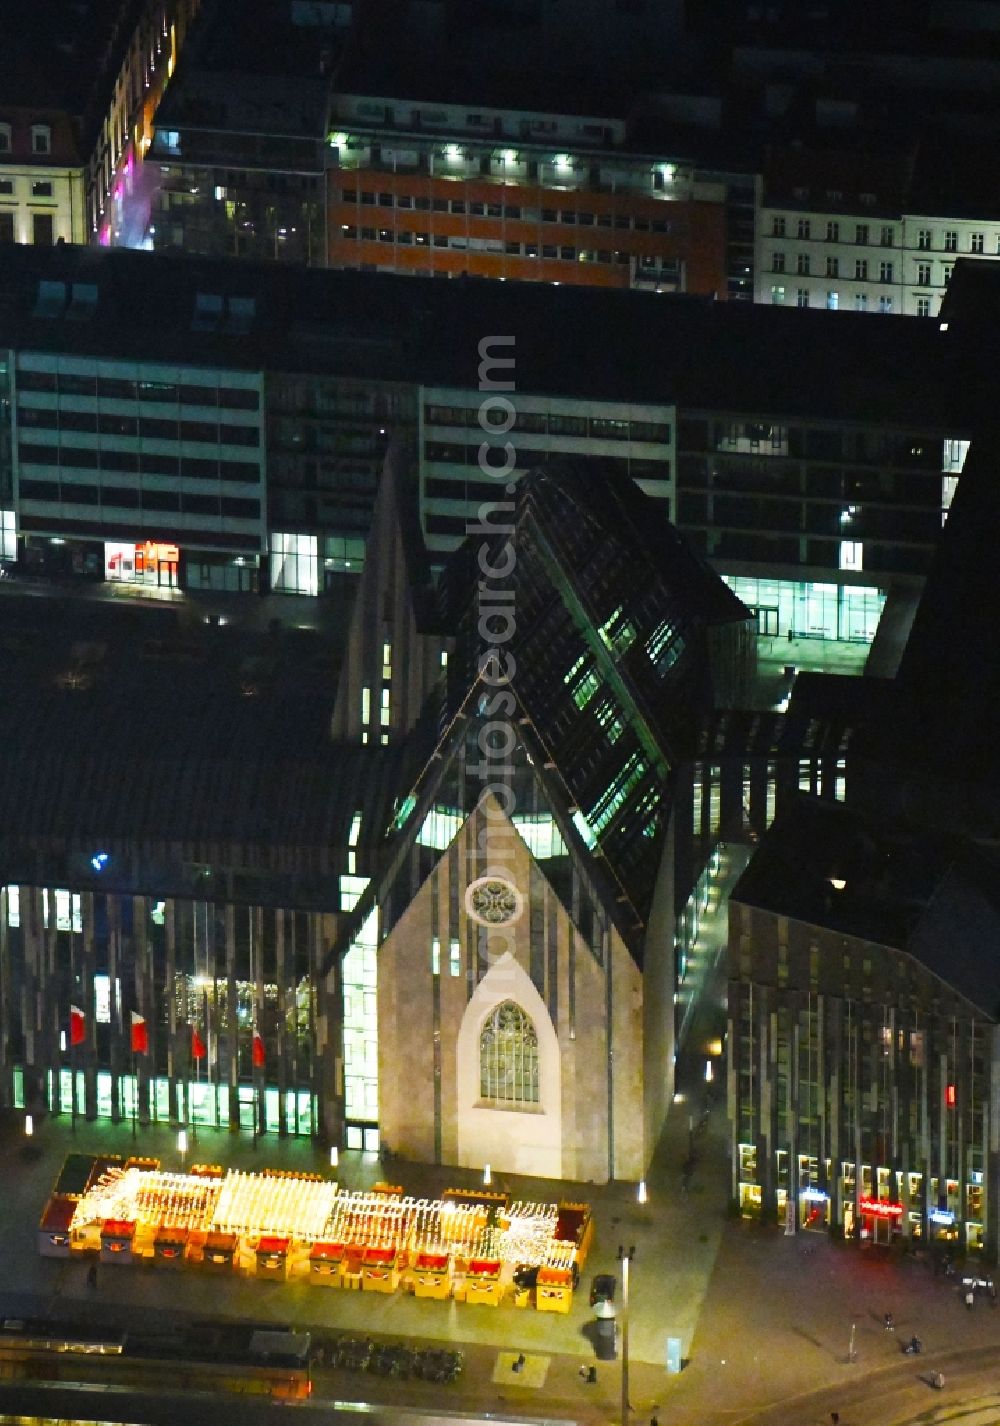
left=439, top=462, right=751, bottom=914
left=324, top=672, right=648, bottom=974
left=326, top=462, right=751, bottom=967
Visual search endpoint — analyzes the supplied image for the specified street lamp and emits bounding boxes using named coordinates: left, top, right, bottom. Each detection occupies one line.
left=177, top=1128, right=188, bottom=1167
left=618, top=1244, right=635, bottom=1426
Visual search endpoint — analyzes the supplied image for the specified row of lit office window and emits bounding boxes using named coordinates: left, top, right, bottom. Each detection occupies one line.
left=338, top=226, right=673, bottom=266
left=340, top=189, right=672, bottom=231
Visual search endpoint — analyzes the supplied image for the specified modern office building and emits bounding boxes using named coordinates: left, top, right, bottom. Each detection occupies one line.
left=0, top=243, right=979, bottom=667
left=145, top=0, right=735, bottom=294
left=323, top=89, right=728, bottom=293
left=672, top=301, right=973, bottom=647
left=0, top=244, right=404, bottom=590
left=0, top=252, right=266, bottom=588
left=151, top=71, right=332, bottom=267
left=0, top=589, right=357, bottom=1141
left=419, top=388, right=674, bottom=550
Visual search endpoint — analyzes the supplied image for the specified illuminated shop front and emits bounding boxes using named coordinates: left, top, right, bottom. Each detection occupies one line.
left=105, top=539, right=180, bottom=587
left=800, top=1185, right=831, bottom=1232
left=735, top=1142, right=986, bottom=1252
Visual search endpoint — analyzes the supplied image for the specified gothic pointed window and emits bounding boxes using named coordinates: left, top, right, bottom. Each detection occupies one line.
left=480, top=1001, right=539, bottom=1106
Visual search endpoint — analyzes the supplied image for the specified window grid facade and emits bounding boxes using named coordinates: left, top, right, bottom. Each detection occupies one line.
left=756, top=206, right=1000, bottom=318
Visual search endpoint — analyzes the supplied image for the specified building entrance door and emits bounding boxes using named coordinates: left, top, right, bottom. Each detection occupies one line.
left=755, top=605, right=779, bottom=637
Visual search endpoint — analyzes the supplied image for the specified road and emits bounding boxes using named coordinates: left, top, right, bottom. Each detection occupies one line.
left=729, top=1342, right=1000, bottom=1426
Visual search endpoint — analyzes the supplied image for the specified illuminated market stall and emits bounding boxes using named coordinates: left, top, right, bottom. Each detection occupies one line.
left=37, top=1155, right=591, bottom=1309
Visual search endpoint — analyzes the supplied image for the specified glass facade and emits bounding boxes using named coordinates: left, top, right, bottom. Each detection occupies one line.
left=731, top=912, right=990, bottom=1252
left=2, top=887, right=323, bottom=1138
left=511, top=813, right=566, bottom=859
left=0, top=509, right=15, bottom=561
left=416, top=805, right=464, bottom=850
left=47, top=1067, right=313, bottom=1133
left=722, top=575, right=886, bottom=643
left=270, top=532, right=319, bottom=594
left=342, top=907, right=378, bottom=1126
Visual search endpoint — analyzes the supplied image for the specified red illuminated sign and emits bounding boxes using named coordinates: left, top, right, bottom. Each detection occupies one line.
left=859, top=1197, right=903, bottom=1219
left=140, top=541, right=179, bottom=567
left=946, top=1084, right=956, bottom=1107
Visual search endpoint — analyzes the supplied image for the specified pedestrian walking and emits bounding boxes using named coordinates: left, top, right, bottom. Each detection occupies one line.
left=884, top=1312, right=895, bottom=1332
left=86, top=1262, right=98, bottom=1289
left=965, top=1288, right=975, bottom=1310
left=830, top=1412, right=840, bottom=1426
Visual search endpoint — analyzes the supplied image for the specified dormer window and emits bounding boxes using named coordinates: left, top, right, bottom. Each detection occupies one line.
left=192, top=291, right=224, bottom=330
left=224, top=295, right=255, bottom=333
left=33, top=280, right=67, bottom=318
left=67, top=283, right=98, bottom=320
left=31, top=124, right=51, bottom=156
left=192, top=292, right=256, bottom=333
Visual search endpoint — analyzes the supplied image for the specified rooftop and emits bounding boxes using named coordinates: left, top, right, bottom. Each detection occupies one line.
left=0, top=587, right=406, bottom=897
left=0, top=244, right=973, bottom=428
left=732, top=797, right=1000, bottom=1019
left=429, top=463, right=754, bottom=952
left=760, top=138, right=915, bottom=215
left=330, top=53, right=635, bottom=122
left=0, top=0, right=127, bottom=115
left=155, top=70, right=332, bottom=139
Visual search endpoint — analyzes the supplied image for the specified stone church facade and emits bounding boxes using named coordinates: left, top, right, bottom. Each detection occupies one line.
left=376, top=790, right=645, bottom=1183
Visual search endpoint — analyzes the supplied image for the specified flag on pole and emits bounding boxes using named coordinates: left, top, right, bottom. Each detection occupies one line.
left=70, top=1006, right=86, bottom=1046
left=130, top=1011, right=148, bottom=1054
left=191, top=1025, right=207, bottom=1061
left=252, top=1031, right=266, bottom=1068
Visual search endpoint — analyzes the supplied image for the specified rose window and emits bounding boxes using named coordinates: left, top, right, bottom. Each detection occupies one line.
left=465, top=876, right=523, bottom=927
